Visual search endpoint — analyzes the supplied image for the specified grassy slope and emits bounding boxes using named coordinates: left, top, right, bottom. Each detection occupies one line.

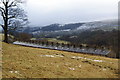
left=2, top=42, right=119, bottom=78
left=0, top=34, right=2, bottom=78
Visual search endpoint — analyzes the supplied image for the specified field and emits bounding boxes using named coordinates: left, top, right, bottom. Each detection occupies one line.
left=40, top=38, right=70, bottom=44
left=0, top=34, right=2, bottom=78
left=1, top=42, right=119, bottom=78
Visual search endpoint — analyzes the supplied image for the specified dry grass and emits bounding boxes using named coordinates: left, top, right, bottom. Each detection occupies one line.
left=0, top=34, right=2, bottom=78
left=0, top=34, right=4, bottom=41
left=1, top=42, right=119, bottom=78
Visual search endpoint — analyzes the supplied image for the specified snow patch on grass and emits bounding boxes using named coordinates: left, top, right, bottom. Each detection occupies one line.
left=40, top=55, right=55, bottom=58
left=71, top=56, right=105, bottom=62
left=9, top=71, right=19, bottom=74
left=68, top=67, right=75, bottom=70
left=93, top=60, right=103, bottom=62
left=40, top=54, right=64, bottom=58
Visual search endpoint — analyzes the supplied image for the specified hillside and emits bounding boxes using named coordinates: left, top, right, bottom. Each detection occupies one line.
left=2, top=42, right=119, bottom=78
left=15, top=19, right=117, bottom=34
left=12, top=19, right=118, bottom=40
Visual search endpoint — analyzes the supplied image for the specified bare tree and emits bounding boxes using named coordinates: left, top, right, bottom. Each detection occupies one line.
left=0, top=0, right=28, bottom=43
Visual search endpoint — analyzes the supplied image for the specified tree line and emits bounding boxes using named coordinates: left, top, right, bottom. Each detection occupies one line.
left=58, top=29, right=119, bottom=58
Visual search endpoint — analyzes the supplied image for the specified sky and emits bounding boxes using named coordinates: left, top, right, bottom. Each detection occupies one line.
left=25, top=0, right=119, bottom=26
left=0, top=0, right=119, bottom=29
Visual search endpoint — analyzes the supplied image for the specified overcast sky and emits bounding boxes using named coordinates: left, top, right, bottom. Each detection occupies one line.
left=0, top=0, right=118, bottom=28
left=25, top=0, right=119, bottom=26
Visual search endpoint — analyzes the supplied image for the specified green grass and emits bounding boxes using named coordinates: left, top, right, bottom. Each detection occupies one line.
left=41, top=38, right=70, bottom=44
left=2, top=42, right=119, bottom=78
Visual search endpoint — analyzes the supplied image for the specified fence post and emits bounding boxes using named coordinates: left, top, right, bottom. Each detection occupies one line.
left=26, top=40, right=28, bottom=43
left=46, top=41, right=49, bottom=46
left=38, top=41, right=41, bottom=45
left=73, top=44, right=76, bottom=48
left=67, top=44, right=70, bottom=48
left=36, top=40, right=38, bottom=44
left=32, top=40, right=34, bottom=44
left=42, top=41, right=44, bottom=46
left=33, top=40, right=35, bottom=44
left=70, top=44, right=73, bottom=48
left=15, top=38, right=18, bottom=41
left=30, top=40, right=32, bottom=44
left=56, top=42, right=59, bottom=47
left=35, top=40, right=37, bottom=44
left=61, top=43, right=65, bottom=47
left=51, top=42, right=54, bottom=46
left=94, top=46, right=97, bottom=51
left=79, top=45, right=82, bottom=49
left=86, top=45, right=89, bottom=51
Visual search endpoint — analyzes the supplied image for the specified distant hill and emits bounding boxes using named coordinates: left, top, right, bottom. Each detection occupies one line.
left=41, top=23, right=84, bottom=31
left=16, top=19, right=118, bottom=35
left=76, top=19, right=118, bottom=31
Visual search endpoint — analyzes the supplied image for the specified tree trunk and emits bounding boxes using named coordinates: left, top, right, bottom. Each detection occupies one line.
left=3, top=28, right=8, bottom=43
left=3, top=2, right=9, bottom=43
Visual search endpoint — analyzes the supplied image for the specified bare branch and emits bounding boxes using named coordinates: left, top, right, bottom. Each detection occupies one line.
left=0, top=9, right=6, bottom=21
left=8, top=1, right=17, bottom=8
left=8, top=15, right=15, bottom=19
left=1, top=0, right=6, bottom=6
left=0, top=7, right=5, bottom=13
left=8, top=1, right=14, bottom=7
